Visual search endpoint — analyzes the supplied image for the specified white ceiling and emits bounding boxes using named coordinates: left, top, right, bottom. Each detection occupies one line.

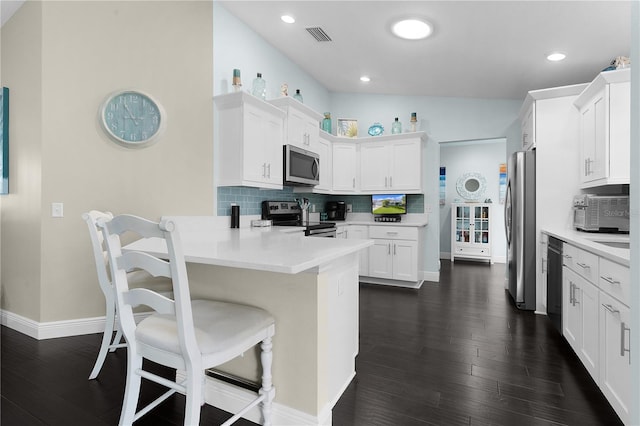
left=220, top=1, right=631, bottom=99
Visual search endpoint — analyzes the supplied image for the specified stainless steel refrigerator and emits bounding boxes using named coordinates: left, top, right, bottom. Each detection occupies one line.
left=505, top=150, right=536, bottom=310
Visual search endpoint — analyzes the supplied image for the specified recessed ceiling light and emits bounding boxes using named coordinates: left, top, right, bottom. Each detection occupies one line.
left=360, top=76, right=371, bottom=82
left=547, top=52, right=566, bottom=62
left=281, top=15, right=295, bottom=24
left=391, top=18, right=433, bottom=40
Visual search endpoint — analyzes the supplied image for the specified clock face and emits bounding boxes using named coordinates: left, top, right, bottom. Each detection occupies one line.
left=100, top=90, right=165, bottom=146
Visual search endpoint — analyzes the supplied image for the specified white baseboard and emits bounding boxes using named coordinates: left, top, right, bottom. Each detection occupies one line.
left=0, top=309, right=148, bottom=340
left=421, top=270, right=439, bottom=283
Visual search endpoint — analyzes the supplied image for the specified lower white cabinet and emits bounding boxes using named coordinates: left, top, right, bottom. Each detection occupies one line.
left=599, top=276, right=631, bottom=424
left=561, top=241, right=630, bottom=424
left=562, top=266, right=599, bottom=380
left=366, top=226, right=418, bottom=283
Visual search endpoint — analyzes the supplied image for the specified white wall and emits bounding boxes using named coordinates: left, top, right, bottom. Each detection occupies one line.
left=439, top=139, right=506, bottom=261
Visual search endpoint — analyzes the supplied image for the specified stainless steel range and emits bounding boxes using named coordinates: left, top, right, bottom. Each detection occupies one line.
left=261, top=201, right=336, bottom=237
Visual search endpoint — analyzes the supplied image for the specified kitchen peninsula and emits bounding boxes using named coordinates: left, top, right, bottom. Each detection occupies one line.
left=125, top=216, right=373, bottom=426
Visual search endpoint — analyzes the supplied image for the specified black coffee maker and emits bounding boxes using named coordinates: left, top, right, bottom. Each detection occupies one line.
left=325, top=201, right=346, bottom=221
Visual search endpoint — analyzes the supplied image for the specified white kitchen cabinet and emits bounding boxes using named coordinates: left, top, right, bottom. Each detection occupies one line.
left=520, top=101, right=535, bottom=150
left=313, top=134, right=333, bottom=193
left=562, top=266, right=600, bottom=381
left=574, top=68, right=630, bottom=188
left=599, top=290, right=631, bottom=424
left=365, top=226, right=418, bottom=283
left=332, top=142, right=358, bottom=193
left=214, top=92, right=285, bottom=189
left=360, top=135, right=423, bottom=193
left=451, top=203, right=491, bottom=263
left=268, top=97, right=323, bottom=153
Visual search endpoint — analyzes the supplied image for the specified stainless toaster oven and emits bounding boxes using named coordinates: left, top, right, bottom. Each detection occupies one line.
left=573, top=194, right=629, bottom=233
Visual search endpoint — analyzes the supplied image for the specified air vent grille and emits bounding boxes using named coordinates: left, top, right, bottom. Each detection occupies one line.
left=306, top=27, right=332, bottom=42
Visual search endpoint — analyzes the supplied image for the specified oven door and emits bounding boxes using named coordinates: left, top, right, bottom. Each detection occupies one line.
left=284, top=145, right=320, bottom=186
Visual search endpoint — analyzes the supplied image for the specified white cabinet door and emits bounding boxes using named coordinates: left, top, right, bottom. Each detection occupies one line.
left=579, top=277, right=600, bottom=381
left=360, top=143, right=388, bottom=190
left=562, top=266, right=599, bottom=381
left=579, top=89, right=606, bottom=183
left=563, top=267, right=581, bottom=351
left=599, top=291, right=631, bottom=424
left=368, top=240, right=393, bottom=279
left=392, top=240, right=418, bottom=282
left=389, top=140, right=422, bottom=191
left=360, top=138, right=422, bottom=192
left=315, top=136, right=332, bottom=192
left=287, top=107, right=319, bottom=152
left=521, top=102, right=535, bottom=150
left=332, top=143, right=358, bottom=192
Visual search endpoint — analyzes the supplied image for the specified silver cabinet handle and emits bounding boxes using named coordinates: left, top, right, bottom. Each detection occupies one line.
left=267, top=163, right=271, bottom=178
left=389, top=176, right=393, bottom=187
left=576, top=262, right=590, bottom=269
left=569, top=282, right=574, bottom=304
left=262, top=163, right=267, bottom=178
left=352, top=177, right=355, bottom=188
left=621, top=321, right=631, bottom=361
left=393, top=244, right=396, bottom=255
left=563, top=254, right=573, bottom=260
left=603, top=304, right=620, bottom=314
left=388, top=243, right=391, bottom=255
left=385, top=176, right=388, bottom=188
left=601, top=276, right=621, bottom=285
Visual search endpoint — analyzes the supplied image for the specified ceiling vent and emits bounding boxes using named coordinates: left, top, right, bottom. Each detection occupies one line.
left=306, top=27, right=332, bottom=42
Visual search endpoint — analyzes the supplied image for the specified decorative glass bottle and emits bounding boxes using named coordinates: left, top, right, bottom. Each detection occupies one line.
left=322, top=112, right=332, bottom=133
left=392, top=117, right=402, bottom=134
left=410, top=112, right=417, bottom=132
left=232, top=69, right=242, bottom=92
left=251, top=73, right=267, bottom=100
left=293, top=89, right=303, bottom=103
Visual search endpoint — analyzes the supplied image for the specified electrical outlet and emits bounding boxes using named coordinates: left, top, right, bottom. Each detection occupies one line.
left=51, top=202, right=64, bottom=218
left=346, top=204, right=353, bottom=213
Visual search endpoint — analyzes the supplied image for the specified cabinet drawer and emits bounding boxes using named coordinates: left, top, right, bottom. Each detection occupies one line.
left=454, top=246, right=490, bottom=256
left=369, top=226, right=417, bottom=240
left=599, top=258, right=630, bottom=306
left=563, top=243, right=599, bottom=283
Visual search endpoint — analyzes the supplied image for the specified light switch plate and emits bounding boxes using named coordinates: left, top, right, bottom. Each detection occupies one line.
left=346, top=204, right=353, bottom=213
left=52, top=202, right=64, bottom=218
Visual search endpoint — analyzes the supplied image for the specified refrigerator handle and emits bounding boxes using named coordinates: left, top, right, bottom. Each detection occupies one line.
left=504, top=180, right=512, bottom=245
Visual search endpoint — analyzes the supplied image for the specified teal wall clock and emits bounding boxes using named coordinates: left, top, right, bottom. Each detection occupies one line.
left=99, top=90, right=166, bottom=147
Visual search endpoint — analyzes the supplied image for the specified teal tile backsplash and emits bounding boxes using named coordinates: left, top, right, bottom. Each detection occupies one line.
left=217, top=187, right=424, bottom=216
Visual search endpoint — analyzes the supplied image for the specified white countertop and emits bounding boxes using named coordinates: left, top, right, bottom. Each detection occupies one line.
left=125, top=217, right=374, bottom=274
left=542, top=228, right=630, bottom=266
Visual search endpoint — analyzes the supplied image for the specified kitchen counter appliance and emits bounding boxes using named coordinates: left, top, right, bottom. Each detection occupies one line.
left=573, top=194, right=629, bottom=233
left=325, top=201, right=346, bottom=221
left=262, top=201, right=336, bottom=237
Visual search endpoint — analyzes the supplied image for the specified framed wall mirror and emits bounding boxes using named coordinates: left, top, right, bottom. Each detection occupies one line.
left=456, top=172, right=486, bottom=201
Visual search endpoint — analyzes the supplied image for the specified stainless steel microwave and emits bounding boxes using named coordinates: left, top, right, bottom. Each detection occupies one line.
left=283, top=145, right=319, bottom=186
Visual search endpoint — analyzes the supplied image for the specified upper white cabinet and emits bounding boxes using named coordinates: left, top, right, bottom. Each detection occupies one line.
left=313, top=132, right=333, bottom=193
left=360, top=133, right=424, bottom=193
left=269, top=97, right=323, bottom=153
left=214, top=92, right=285, bottom=189
left=520, top=101, right=535, bottom=150
left=574, top=68, right=630, bottom=188
left=332, top=142, right=358, bottom=193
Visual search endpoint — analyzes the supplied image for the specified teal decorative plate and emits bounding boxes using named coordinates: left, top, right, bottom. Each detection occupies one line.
left=368, top=123, right=384, bottom=136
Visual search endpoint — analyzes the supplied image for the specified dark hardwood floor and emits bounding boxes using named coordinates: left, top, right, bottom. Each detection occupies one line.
left=1, top=260, right=622, bottom=425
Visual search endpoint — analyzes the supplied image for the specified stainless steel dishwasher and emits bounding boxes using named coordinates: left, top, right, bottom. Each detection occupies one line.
left=547, top=236, right=563, bottom=333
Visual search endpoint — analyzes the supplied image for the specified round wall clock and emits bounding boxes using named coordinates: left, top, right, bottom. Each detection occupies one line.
left=99, top=90, right=166, bottom=147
